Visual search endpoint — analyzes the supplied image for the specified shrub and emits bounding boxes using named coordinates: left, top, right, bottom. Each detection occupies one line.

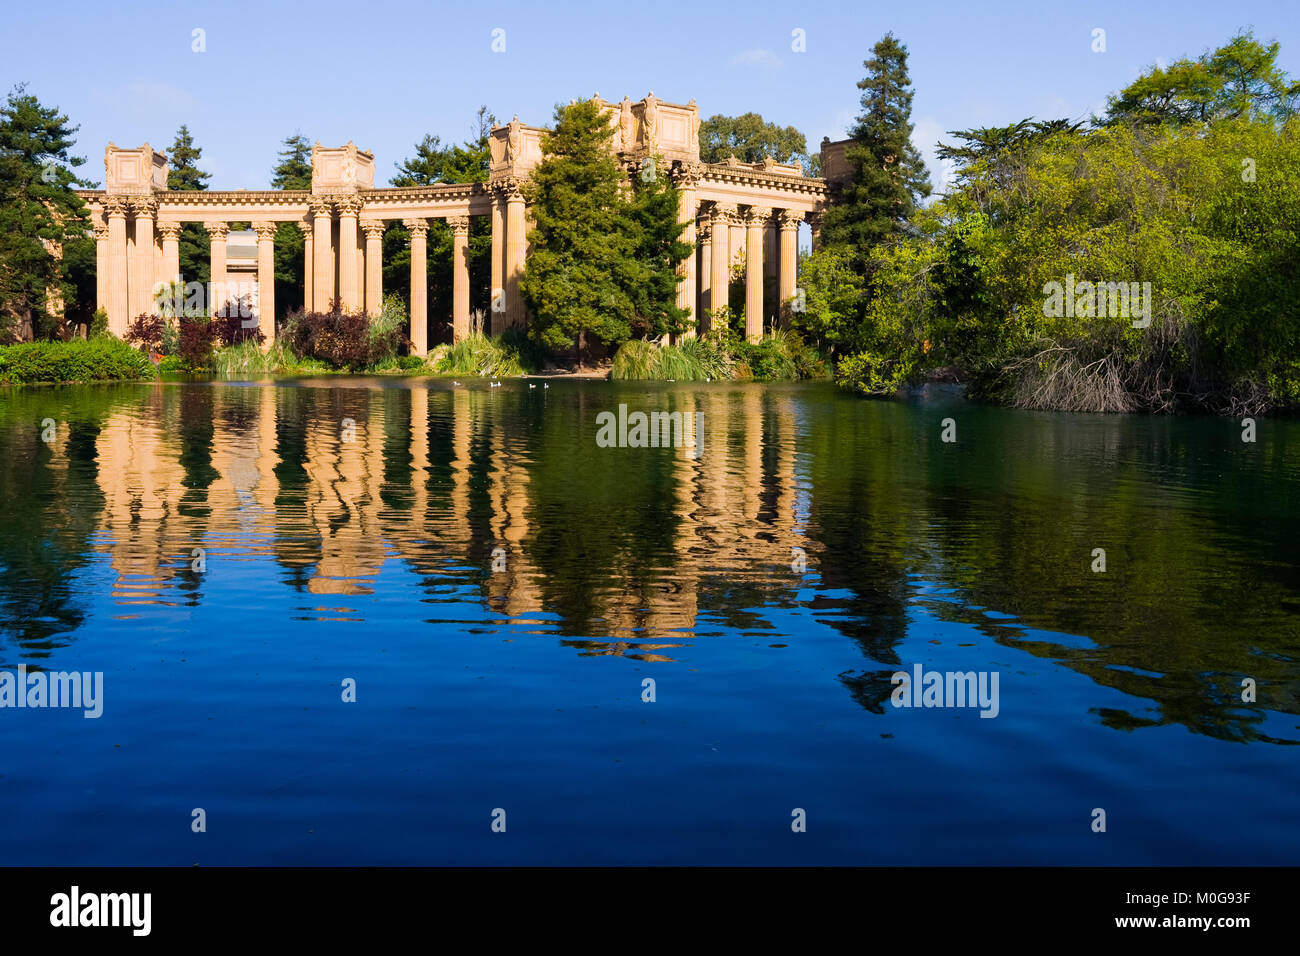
left=435, top=330, right=537, bottom=378
left=125, top=314, right=166, bottom=352
left=177, top=316, right=219, bottom=369
left=0, top=338, right=156, bottom=384
left=283, top=298, right=404, bottom=370
left=88, top=308, right=110, bottom=340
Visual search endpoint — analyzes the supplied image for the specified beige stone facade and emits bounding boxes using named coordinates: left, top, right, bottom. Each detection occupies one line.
left=78, top=96, right=830, bottom=350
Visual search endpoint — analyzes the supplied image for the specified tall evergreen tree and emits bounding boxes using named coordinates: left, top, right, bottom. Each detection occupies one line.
left=0, top=84, right=93, bottom=340
left=626, top=160, right=691, bottom=339
left=271, top=132, right=312, bottom=321
left=167, top=124, right=212, bottom=286
left=822, top=33, right=931, bottom=268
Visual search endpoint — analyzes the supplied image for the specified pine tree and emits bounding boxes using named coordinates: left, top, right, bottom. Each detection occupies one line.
left=166, top=124, right=212, bottom=285
left=271, top=133, right=312, bottom=189
left=626, top=158, right=691, bottom=339
left=0, top=84, right=93, bottom=340
left=822, top=34, right=931, bottom=268
left=271, top=132, right=312, bottom=321
left=520, top=99, right=636, bottom=357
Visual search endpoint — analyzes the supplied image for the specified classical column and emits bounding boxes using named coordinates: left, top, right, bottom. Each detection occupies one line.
left=105, top=198, right=129, bottom=335
left=744, top=206, right=770, bottom=343
left=449, top=216, right=471, bottom=343
left=362, top=221, right=384, bottom=315
left=310, top=199, right=334, bottom=311
left=710, top=203, right=735, bottom=325
left=404, top=218, right=428, bottom=356
left=130, top=198, right=156, bottom=319
left=205, top=221, right=229, bottom=316
left=158, top=222, right=182, bottom=291
left=808, top=212, right=823, bottom=253
left=778, top=210, right=801, bottom=327
left=301, top=221, right=313, bottom=312
left=336, top=197, right=360, bottom=312
left=504, top=182, right=526, bottom=329
left=674, top=164, right=700, bottom=338
left=93, top=217, right=108, bottom=320
left=696, top=218, right=712, bottom=334
left=253, top=222, right=276, bottom=342
left=490, top=187, right=505, bottom=335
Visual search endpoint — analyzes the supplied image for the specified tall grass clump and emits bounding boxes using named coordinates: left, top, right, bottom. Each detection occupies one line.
left=434, top=329, right=538, bottom=377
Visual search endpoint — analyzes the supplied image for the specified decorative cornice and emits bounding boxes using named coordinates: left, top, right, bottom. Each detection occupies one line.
left=204, top=221, right=230, bottom=238
left=447, top=215, right=470, bottom=235
left=402, top=218, right=429, bottom=238
left=700, top=163, right=827, bottom=196
left=252, top=221, right=278, bottom=241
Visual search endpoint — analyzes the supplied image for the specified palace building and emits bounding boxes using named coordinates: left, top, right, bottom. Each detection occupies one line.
left=77, top=95, right=833, bottom=352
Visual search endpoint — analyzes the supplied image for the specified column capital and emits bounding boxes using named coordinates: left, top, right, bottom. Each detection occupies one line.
left=673, top=161, right=705, bottom=187
left=308, top=198, right=334, bottom=218
left=361, top=220, right=386, bottom=240
left=495, top=178, right=524, bottom=201
left=807, top=210, right=824, bottom=228
left=252, top=221, right=277, bottom=241
left=92, top=221, right=110, bottom=241
left=299, top=219, right=313, bottom=239
left=204, top=221, right=229, bottom=238
left=696, top=220, right=712, bottom=243
left=403, top=218, right=429, bottom=238
left=778, top=209, right=803, bottom=230
left=335, top=196, right=362, bottom=217
left=713, top=202, right=739, bottom=223
left=129, top=197, right=158, bottom=218
left=103, top=196, right=129, bottom=218
left=157, top=221, right=183, bottom=241
left=447, top=216, right=470, bottom=235
left=745, top=206, right=773, bottom=226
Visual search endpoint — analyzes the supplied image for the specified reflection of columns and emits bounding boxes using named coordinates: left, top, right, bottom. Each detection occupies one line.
left=105, top=198, right=129, bottom=335
left=710, top=203, right=734, bottom=324
left=744, top=207, right=769, bottom=342
left=696, top=219, right=712, bottom=334
left=205, top=221, right=229, bottom=316
left=504, top=182, right=526, bottom=329
left=253, top=222, right=276, bottom=342
left=778, top=211, right=800, bottom=327
left=93, top=218, right=109, bottom=321
left=131, top=198, right=156, bottom=319
left=808, top=212, right=823, bottom=253
left=449, top=216, right=470, bottom=343
left=490, top=188, right=505, bottom=335
left=158, top=222, right=181, bottom=291
left=404, top=218, right=428, bottom=356
left=301, top=221, right=313, bottom=312
left=362, top=221, right=384, bottom=316
left=310, top=199, right=334, bottom=311
left=675, top=165, right=699, bottom=337
left=337, top=198, right=360, bottom=312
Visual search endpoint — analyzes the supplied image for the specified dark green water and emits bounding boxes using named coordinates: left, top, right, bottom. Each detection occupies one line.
left=0, top=378, right=1296, bottom=864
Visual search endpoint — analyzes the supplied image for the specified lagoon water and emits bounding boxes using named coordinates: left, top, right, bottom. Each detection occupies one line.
left=0, top=379, right=1296, bottom=865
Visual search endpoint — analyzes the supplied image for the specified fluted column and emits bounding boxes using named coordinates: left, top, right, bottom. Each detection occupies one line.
left=744, top=206, right=770, bottom=343
left=93, top=218, right=108, bottom=321
left=158, top=222, right=181, bottom=291
left=205, top=221, right=229, bottom=316
left=131, top=198, right=156, bottom=319
left=504, top=182, right=526, bottom=330
left=674, top=165, right=700, bottom=338
left=301, top=221, right=313, bottom=312
left=336, top=197, right=360, bottom=312
left=449, top=216, right=470, bottom=343
left=710, top=203, right=735, bottom=326
left=310, top=199, right=334, bottom=311
left=808, top=212, right=823, bottom=253
left=696, top=219, right=712, bottom=334
left=105, top=198, right=129, bottom=335
left=490, top=188, right=505, bottom=335
left=253, top=222, right=276, bottom=342
left=778, top=211, right=801, bottom=328
left=362, top=221, right=384, bottom=316
left=404, top=218, right=428, bottom=356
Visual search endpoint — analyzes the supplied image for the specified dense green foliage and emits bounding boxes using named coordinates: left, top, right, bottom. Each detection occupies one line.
left=0, top=337, right=155, bottom=383
left=166, top=124, right=213, bottom=288
left=0, top=84, right=93, bottom=341
left=610, top=330, right=824, bottom=382
left=434, top=329, right=538, bottom=378
left=811, top=31, right=1300, bottom=414
left=283, top=295, right=408, bottom=371
left=271, top=133, right=313, bottom=322
left=698, top=112, right=816, bottom=173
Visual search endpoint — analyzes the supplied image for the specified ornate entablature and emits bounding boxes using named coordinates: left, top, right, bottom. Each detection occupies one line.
left=104, top=143, right=168, bottom=195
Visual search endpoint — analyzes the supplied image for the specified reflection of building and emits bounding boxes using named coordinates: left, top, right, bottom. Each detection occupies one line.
left=77, top=95, right=829, bottom=351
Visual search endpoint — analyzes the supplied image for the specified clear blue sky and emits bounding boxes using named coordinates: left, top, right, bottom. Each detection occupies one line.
left=3, top=0, right=1295, bottom=192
